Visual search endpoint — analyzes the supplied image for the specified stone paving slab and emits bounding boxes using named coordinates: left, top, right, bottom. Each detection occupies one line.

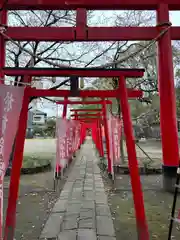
left=40, top=140, right=116, bottom=240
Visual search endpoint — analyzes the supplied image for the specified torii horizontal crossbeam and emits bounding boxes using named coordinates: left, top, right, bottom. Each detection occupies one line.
left=3, top=67, right=144, bottom=78
left=5, top=0, right=180, bottom=10
left=27, top=88, right=142, bottom=98
left=70, top=109, right=102, bottom=112
left=5, top=27, right=180, bottom=41
left=56, top=100, right=112, bottom=105
left=72, top=119, right=102, bottom=122
left=79, top=120, right=99, bottom=122
left=71, top=113, right=102, bottom=117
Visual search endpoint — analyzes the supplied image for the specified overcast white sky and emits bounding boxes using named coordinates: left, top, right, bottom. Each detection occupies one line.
left=35, top=11, right=180, bottom=117
left=170, top=11, right=180, bottom=26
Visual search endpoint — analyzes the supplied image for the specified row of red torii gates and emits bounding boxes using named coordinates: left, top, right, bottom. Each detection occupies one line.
left=4, top=70, right=146, bottom=239
left=1, top=0, right=180, bottom=239
left=53, top=76, right=148, bottom=238
left=56, top=99, right=119, bottom=175
left=0, top=0, right=179, bottom=187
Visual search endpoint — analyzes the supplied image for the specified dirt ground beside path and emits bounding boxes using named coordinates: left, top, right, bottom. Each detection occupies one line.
left=103, top=173, right=180, bottom=240
left=2, top=138, right=76, bottom=240
left=3, top=168, right=71, bottom=240
left=3, top=138, right=178, bottom=239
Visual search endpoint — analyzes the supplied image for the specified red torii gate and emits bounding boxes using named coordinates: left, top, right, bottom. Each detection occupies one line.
left=56, top=100, right=112, bottom=168
left=70, top=109, right=114, bottom=171
left=71, top=112, right=104, bottom=157
left=2, top=69, right=144, bottom=240
left=70, top=107, right=117, bottom=179
left=57, top=99, right=112, bottom=120
left=0, top=0, right=179, bottom=192
left=0, top=0, right=179, bottom=239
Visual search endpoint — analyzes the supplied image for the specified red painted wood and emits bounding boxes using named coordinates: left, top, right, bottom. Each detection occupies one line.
left=76, top=9, right=87, bottom=40
left=102, top=99, right=113, bottom=175
left=5, top=0, right=180, bottom=10
left=71, top=109, right=102, bottom=112
left=6, top=26, right=180, bottom=41
left=71, top=113, right=102, bottom=117
left=6, top=27, right=75, bottom=41
left=157, top=4, right=179, bottom=166
left=97, top=119, right=104, bottom=157
left=1, top=0, right=179, bottom=238
left=56, top=100, right=112, bottom=105
left=3, top=67, right=144, bottom=78
left=71, top=118, right=102, bottom=120
left=119, top=76, right=149, bottom=240
left=26, top=88, right=143, bottom=98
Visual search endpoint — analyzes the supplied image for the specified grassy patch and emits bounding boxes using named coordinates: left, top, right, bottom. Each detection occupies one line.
left=23, top=153, right=55, bottom=168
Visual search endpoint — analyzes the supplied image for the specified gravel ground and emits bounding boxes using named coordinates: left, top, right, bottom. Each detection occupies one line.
left=3, top=166, right=75, bottom=239
left=102, top=173, right=180, bottom=240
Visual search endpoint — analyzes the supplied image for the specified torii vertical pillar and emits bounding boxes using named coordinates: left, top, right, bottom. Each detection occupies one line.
left=102, top=100, right=113, bottom=177
left=119, top=76, right=149, bottom=239
left=157, top=4, right=179, bottom=191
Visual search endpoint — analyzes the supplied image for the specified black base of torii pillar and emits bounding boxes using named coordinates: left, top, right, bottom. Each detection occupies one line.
left=162, top=166, right=178, bottom=193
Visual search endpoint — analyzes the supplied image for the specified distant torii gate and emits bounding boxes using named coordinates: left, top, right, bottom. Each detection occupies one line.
left=56, top=99, right=112, bottom=119
left=56, top=100, right=112, bottom=170
left=72, top=115, right=104, bottom=157
left=70, top=110, right=104, bottom=157
left=70, top=106, right=116, bottom=176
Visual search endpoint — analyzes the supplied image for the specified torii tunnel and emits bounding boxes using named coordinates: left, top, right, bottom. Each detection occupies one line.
left=2, top=70, right=145, bottom=240
left=55, top=100, right=112, bottom=172
left=0, top=0, right=179, bottom=192
left=1, top=0, right=180, bottom=239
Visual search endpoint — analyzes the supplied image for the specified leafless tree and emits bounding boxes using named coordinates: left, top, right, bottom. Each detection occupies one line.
left=6, top=10, right=173, bottom=112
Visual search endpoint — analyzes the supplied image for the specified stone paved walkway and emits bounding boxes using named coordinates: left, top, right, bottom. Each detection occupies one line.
left=40, top=140, right=116, bottom=240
